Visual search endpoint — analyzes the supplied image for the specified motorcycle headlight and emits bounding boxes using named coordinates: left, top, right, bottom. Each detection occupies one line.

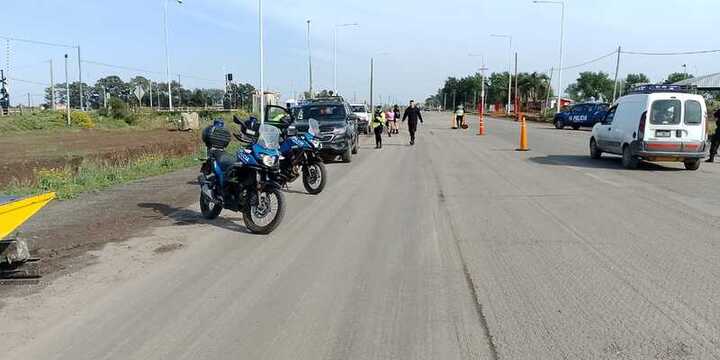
left=262, top=155, right=277, bottom=167
left=332, top=127, right=346, bottom=135
left=311, top=139, right=321, bottom=148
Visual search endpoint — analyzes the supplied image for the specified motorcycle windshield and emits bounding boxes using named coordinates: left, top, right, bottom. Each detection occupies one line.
left=257, top=124, right=281, bottom=150
left=308, top=119, right=320, bottom=137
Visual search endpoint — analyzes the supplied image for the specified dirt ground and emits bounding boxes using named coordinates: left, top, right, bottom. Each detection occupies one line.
left=2, top=167, right=200, bottom=293
left=0, top=129, right=199, bottom=187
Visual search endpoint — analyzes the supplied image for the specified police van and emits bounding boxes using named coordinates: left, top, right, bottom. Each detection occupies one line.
left=589, top=85, right=707, bottom=170
left=554, top=102, right=609, bottom=130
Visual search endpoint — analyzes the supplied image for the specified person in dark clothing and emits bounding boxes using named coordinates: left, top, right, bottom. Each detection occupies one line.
left=707, top=109, right=720, bottom=162
left=402, top=100, right=424, bottom=145
left=393, top=105, right=401, bottom=134
left=372, top=105, right=386, bottom=149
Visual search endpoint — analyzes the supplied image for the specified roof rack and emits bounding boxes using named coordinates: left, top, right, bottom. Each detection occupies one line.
left=629, top=84, right=697, bottom=94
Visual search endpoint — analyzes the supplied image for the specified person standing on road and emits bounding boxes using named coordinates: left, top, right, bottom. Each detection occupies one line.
left=385, top=108, right=395, bottom=138
left=402, top=100, right=423, bottom=145
left=393, top=105, right=401, bottom=134
left=707, top=109, right=720, bottom=162
left=372, top=105, right=386, bottom=149
left=455, top=105, right=465, bottom=129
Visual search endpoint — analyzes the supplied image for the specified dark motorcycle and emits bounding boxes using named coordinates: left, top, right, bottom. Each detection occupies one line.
left=198, top=118, right=286, bottom=234
left=278, top=119, right=327, bottom=194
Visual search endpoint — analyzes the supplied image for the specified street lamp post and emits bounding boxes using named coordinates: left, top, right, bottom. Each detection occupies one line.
left=258, top=0, right=265, bottom=124
left=333, top=23, right=359, bottom=95
left=163, top=0, right=183, bottom=111
left=369, top=52, right=389, bottom=119
left=491, top=34, right=513, bottom=115
left=306, top=20, right=313, bottom=98
left=533, top=0, right=565, bottom=113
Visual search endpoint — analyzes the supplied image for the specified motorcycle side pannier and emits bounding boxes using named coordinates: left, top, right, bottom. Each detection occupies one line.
left=202, top=125, right=231, bottom=149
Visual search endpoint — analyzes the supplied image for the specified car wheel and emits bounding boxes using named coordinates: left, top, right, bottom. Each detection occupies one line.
left=554, top=120, right=564, bottom=129
left=684, top=159, right=701, bottom=171
left=341, top=146, right=352, bottom=163
left=351, top=138, right=358, bottom=154
left=622, top=145, right=640, bottom=169
left=590, top=138, right=602, bottom=159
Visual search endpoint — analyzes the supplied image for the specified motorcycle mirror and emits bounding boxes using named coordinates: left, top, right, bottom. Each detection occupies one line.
left=233, top=115, right=242, bottom=125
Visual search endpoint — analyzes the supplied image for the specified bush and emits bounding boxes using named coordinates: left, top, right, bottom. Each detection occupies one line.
left=70, top=111, right=96, bottom=128
left=107, top=98, right=137, bottom=125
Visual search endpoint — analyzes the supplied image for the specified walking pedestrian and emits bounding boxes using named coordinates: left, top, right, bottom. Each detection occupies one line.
left=372, top=105, right=386, bottom=149
left=707, top=109, right=720, bottom=162
left=393, top=105, right=401, bottom=134
left=402, top=100, right=423, bottom=145
left=385, top=108, right=395, bottom=138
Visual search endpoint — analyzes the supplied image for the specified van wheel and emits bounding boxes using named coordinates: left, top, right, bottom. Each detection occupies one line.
left=622, top=145, right=640, bottom=169
left=341, top=146, right=352, bottom=163
left=590, top=138, right=602, bottom=159
left=684, top=159, right=701, bottom=171
left=554, top=120, right=564, bottom=129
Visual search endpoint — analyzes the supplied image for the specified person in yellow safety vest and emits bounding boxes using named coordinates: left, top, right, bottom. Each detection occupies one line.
left=372, top=105, right=386, bottom=149
left=455, top=105, right=465, bottom=129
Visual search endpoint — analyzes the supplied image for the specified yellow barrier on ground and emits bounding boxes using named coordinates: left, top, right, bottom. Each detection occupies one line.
left=0, top=192, right=56, bottom=240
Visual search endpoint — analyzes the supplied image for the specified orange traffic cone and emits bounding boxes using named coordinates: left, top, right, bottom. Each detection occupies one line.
left=516, top=115, right=529, bottom=151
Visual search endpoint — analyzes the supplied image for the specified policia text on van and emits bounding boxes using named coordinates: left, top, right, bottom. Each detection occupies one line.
left=589, top=85, right=708, bottom=171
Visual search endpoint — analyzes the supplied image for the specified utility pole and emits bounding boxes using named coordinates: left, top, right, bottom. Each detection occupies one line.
left=103, top=86, right=108, bottom=109
left=443, top=92, right=446, bottom=111
left=64, top=54, right=70, bottom=125
left=177, top=74, right=181, bottom=108
left=514, top=52, right=519, bottom=115
left=49, top=59, right=55, bottom=110
left=306, top=20, right=313, bottom=98
left=149, top=81, right=153, bottom=108
left=258, top=0, right=265, bottom=124
left=27, top=92, right=31, bottom=107
left=612, top=46, right=621, bottom=103
left=545, top=67, right=554, bottom=113
left=77, top=46, right=83, bottom=111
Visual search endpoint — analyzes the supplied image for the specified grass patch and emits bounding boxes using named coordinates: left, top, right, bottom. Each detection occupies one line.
left=2, top=151, right=203, bottom=200
left=0, top=109, right=250, bottom=135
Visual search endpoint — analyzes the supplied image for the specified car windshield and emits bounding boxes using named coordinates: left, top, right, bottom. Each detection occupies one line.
left=296, top=105, right=346, bottom=122
left=351, top=106, right=366, bottom=113
left=650, top=99, right=681, bottom=125
left=596, top=104, right=609, bottom=111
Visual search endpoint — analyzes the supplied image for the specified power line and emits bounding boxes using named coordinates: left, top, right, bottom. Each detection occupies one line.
left=83, top=59, right=218, bottom=84
left=621, top=49, right=720, bottom=56
left=561, top=49, right=618, bottom=71
left=0, top=35, right=76, bottom=49
left=9, top=77, right=48, bottom=86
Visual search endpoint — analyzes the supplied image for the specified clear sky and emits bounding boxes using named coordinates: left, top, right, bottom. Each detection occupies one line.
left=2, top=0, right=718, bottom=106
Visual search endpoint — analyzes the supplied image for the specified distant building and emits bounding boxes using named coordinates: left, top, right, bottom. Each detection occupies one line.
left=673, top=73, right=720, bottom=91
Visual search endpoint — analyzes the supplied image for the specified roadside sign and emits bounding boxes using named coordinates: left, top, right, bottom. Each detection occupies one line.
left=133, top=86, right=145, bottom=102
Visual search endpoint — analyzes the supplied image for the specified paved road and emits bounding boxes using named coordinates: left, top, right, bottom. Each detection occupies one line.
left=3, top=112, right=720, bottom=359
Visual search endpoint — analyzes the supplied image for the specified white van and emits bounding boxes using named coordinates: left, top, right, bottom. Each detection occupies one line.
left=589, top=85, right=708, bottom=170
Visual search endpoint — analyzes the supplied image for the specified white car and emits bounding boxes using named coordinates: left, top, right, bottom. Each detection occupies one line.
left=350, top=104, right=370, bottom=134
left=590, top=85, right=708, bottom=170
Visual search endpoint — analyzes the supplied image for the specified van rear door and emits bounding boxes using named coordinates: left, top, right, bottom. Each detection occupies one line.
left=644, top=95, right=705, bottom=153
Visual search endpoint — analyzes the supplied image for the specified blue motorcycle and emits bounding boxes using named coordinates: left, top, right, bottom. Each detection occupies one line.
left=198, top=118, right=286, bottom=234
left=277, top=119, right=327, bottom=194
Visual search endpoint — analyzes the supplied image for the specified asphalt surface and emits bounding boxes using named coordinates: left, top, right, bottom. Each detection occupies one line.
left=3, top=112, right=720, bottom=359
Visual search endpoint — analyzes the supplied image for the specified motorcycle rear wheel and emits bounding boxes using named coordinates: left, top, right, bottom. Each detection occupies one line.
left=243, top=188, right=286, bottom=234
left=302, top=162, right=327, bottom=195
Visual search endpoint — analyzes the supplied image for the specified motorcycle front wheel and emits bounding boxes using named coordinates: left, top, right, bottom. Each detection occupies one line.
left=200, top=192, right=223, bottom=220
left=243, top=188, right=286, bottom=234
left=302, top=162, right=326, bottom=195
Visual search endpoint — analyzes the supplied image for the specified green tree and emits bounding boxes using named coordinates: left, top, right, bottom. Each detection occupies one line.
left=565, top=71, right=614, bottom=102
left=622, top=73, right=650, bottom=95
left=664, top=72, right=693, bottom=85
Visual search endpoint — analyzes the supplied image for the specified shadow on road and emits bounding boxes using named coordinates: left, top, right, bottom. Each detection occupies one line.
left=137, top=203, right=250, bottom=233
left=529, top=155, right=686, bottom=171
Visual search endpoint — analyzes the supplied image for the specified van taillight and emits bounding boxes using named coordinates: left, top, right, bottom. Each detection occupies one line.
left=638, top=111, right=647, bottom=140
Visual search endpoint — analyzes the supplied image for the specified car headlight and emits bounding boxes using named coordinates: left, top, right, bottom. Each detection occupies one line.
left=333, top=127, right=346, bottom=135
left=262, top=155, right=277, bottom=167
